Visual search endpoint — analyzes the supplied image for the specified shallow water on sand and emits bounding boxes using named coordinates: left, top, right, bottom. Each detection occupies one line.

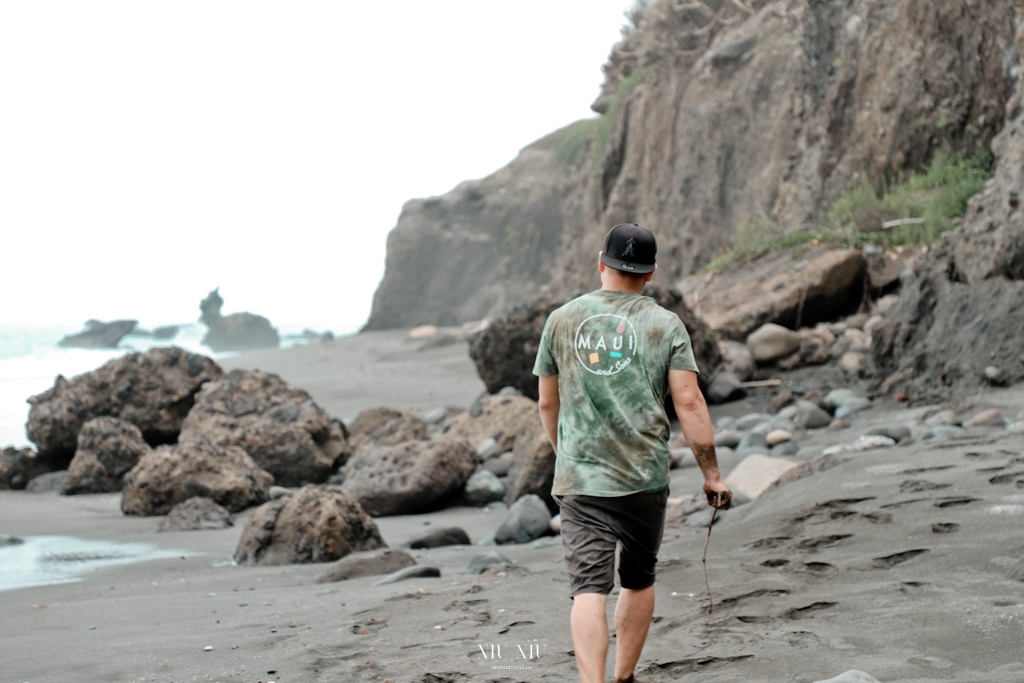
left=0, top=535, right=189, bottom=592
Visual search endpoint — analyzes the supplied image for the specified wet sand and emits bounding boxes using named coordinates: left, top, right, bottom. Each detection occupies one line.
left=2, top=332, right=1024, bottom=682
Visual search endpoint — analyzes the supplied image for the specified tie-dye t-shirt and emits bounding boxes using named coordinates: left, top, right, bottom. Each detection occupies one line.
left=532, top=289, right=699, bottom=497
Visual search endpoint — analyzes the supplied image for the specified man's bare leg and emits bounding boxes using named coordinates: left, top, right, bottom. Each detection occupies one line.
left=570, top=592, right=609, bottom=683
left=612, top=586, right=655, bottom=683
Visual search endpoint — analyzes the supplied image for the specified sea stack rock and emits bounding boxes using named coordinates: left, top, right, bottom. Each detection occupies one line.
left=199, top=288, right=280, bottom=352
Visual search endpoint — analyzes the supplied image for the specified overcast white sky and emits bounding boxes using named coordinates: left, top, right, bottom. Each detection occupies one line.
left=0, top=1, right=634, bottom=334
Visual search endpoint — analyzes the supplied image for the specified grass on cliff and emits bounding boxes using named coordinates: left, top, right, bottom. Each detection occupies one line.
left=552, top=119, right=601, bottom=169
left=591, top=67, right=649, bottom=172
left=697, top=147, right=994, bottom=274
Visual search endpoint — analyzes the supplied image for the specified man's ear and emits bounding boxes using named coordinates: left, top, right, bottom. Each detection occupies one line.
left=597, top=251, right=606, bottom=273
left=643, top=263, right=657, bottom=282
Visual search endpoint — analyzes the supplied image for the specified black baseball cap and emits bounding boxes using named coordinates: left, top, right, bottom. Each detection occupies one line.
left=600, top=223, right=657, bottom=274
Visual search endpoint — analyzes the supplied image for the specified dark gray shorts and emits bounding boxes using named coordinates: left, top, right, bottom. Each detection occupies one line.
left=555, top=488, right=669, bottom=598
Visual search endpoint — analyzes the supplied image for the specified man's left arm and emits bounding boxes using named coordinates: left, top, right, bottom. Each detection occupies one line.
left=537, top=374, right=560, bottom=454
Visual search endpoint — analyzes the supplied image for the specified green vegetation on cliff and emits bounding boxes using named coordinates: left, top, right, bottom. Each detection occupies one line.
left=699, top=147, right=994, bottom=274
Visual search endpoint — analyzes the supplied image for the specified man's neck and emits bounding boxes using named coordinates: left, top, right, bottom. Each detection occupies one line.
left=600, top=280, right=646, bottom=294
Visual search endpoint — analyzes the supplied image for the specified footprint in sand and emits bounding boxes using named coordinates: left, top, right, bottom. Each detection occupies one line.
left=718, top=589, right=790, bottom=608
left=934, top=496, right=979, bottom=508
left=899, top=480, right=952, bottom=493
left=793, top=534, right=853, bottom=551
left=761, top=558, right=789, bottom=568
left=903, top=465, right=955, bottom=474
left=861, top=511, right=892, bottom=524
left=872, top=549, right=929, bottom=569
left=746, top=537, right=792, bottom=550
left=783, top=602, right=838, bottom=619
left=931, top=522, right=959, bottom=533
left=989, top=471, right=1024, bottom=485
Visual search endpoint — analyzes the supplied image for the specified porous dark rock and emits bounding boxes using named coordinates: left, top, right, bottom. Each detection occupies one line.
left=440, top=394, right=538, bottom=454
left=63, top=417, right=152, bottom=495
left=719, top=340, right=756, bottom=381
left=349, top=413, right=428, bottom=459
left=494, top=494, right=551, bottom=545
left=27, top=347, right=222, bottom=468
left=407, top=527, right=471, bottom=549
left=234, top=484, right=385, bottom=566
left=0, top=447, right=50, bottom=490
left=199, top=288, right=279, bottom=352
left=467, top=286, right=721, bottom=400
left=158, top=497, right=233, bottom=531
left=503, top=413, right=556, bottom=512
left=346, top=407, right=425, bottom=455
left=316, top=548, right=416, bottom=583
left=59, top=319, right=138, bottom=349
left=178, top=370, right=346, bottom=487
left=341, top=440, right=479, bottom=516
left=26, top=470, right=67, bottom=492
left=121, top=440, right=273, bottom=516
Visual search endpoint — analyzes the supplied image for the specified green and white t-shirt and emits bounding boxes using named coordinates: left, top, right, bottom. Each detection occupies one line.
left=532, top=289, right=699, bottom=497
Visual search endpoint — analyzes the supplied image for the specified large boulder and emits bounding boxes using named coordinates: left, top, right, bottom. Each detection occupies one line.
left=121, top=439, right=273, bottom=516
left=341, top=439, right=479, bottom=516
left=347, top=409, right=427, bottom=458
left=234, top=484, right=385, bottom=566
left=746, top=323, right=802, bottom=363
left=681, top=248, right=868, bottom=341
left=63, top=417, right=152, bottom=495
left=468, top=286, right=721, bottom=399
left=178, top=370, right=347, bottom=487
left=494, top=494, right=552, bottom=545
left=58, top=319, right=138, bottom=349
left=0, top=447, right=50, bottom=490
left=440, top=394, right=538, bottom=453
left=26, top=347, right=223, bottom=468
left=503, top=413, right=556, bottom=512
left=199, top=288, right=279, bottom=352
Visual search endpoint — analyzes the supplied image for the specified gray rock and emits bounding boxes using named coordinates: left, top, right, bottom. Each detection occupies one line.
left=735, top=413, right=772, bottom=431
left=984, top=365, right=1006, bottom=385
left=746, top=323, right=801, bottom=363
left=481, top=458, right=511, bottom=477
left=714, top=447, right=739, bottom=477
left=683, top=507, right=725, bottom=528
left=705, top=372, right=745, bottom=404
left=374, top=565, right=440, bottom=585
left=735, top=431, right=770, bottom=458
left=714, top=430, right=742, bottom=448
left=408, top=527, right=470, bottom=549
left=715, top=416, right=737, bottom=431
left=770, top=441, right=800, bottom=457
left=475, top=437, right=500, bottom=460
left=503, top=413, right=556, bottom=511
left=498, top=386, right=523, bottom=397
left=812, top=671, right=881, bottom=683
left=422, top=407, right=448, bottom=425
left=269, top=485, right=294, bottom=500
left=719, top=340, right=757, bottom=381
left=158, top=497, right=233, bottom=532
left=824, top=388, right=859, bottom=408
left=477, top=530, right=497, bottom=546
left=923, top=425, right=966, bottom=440
left=0, top=535, right=24, bottom=546
left=866, top=424, right=912, bottom=441
left=494, top=494, right=551, bottom=545
left=316, top=548, right=416, bottom=583
left=796, top=401, right=832, bottom=430
left=768, top=415, right=796, bottom=431
left=834, top=397, right=872, bottom=418
left=26, top=470, right=67, bottom=492
left=58, top=319, right=138, bottom=349
left=925, top=409, right=961, bottom=427
left=199, top=288, right=279, bottom=352
left=466, top=552, right=514, bottom=575
left=549, top=514, right=561, bottom=534
left=463, top=470, right=505, bottom=507
left=777, top=404, right=799, bottom=420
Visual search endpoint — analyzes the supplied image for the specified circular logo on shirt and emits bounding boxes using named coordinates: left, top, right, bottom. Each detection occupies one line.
left=574, top=314, right=638, bottom=376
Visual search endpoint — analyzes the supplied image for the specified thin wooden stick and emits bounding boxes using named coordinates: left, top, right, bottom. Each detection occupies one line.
left=739, top=379, right=782, bottom=388
left=702, top=507, right=718, bottom=614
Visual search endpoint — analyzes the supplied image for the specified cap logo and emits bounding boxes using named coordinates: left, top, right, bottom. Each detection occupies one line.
left=620, top=262, right=635, bottom=270
left=623, top=238, right=636, bottom=258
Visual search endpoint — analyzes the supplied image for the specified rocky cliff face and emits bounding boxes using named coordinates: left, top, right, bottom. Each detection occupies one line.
left=368, top=0, right=1020, bottom=328
left=363, top=127, right=577, bottom=330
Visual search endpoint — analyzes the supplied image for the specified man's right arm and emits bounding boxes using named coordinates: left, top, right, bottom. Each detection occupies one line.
left=668, top=369, right=731, bottom=509
left=537, top=374, right=560, bottom=454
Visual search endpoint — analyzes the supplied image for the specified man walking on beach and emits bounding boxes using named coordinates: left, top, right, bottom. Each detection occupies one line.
left=534, top=223, right=732, bottom=683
